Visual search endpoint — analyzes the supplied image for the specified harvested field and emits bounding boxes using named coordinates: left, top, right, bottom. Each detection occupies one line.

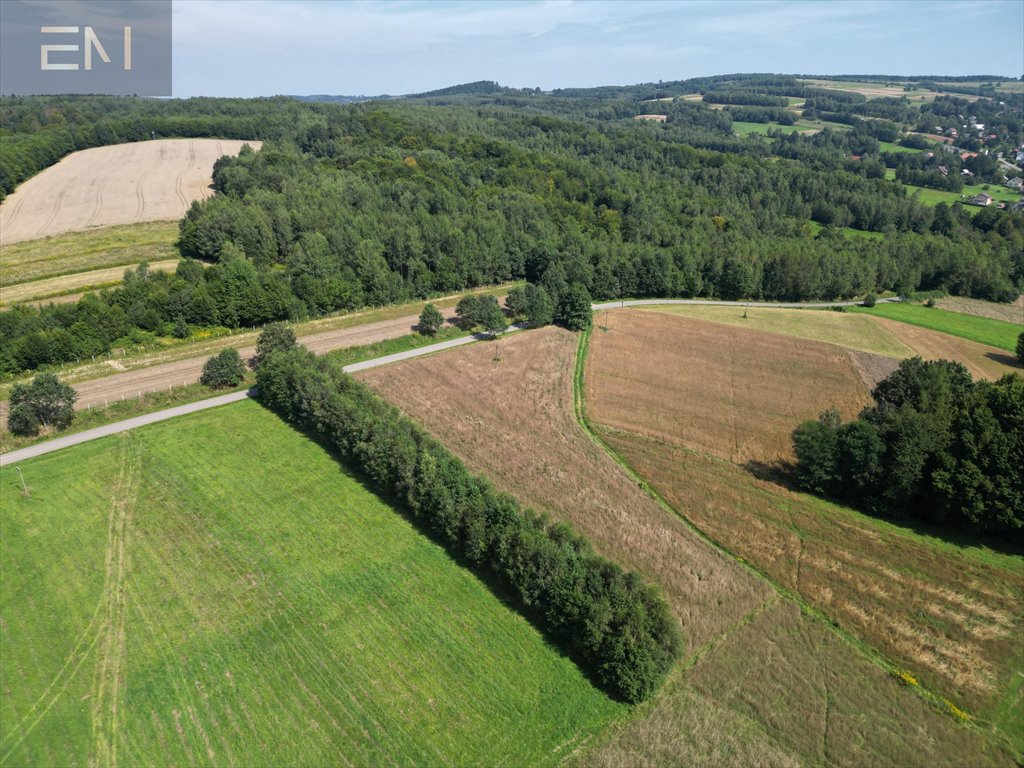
left=597, top=428, right=1024, bottom=722
left=0, top=221, right=179, bottom=287
left=875, top=317, right=1022, bottom=380
left=0, top=139, right=260, bottom=244
left=362, top=325, right=1010, bottom=766
left=0, top=259, right=181, bottom=306
left=935, top=295, right=1024, bottom=325
left=845, top=348, right=902, bottom=391
left=590, top=310, right=872, bottom=464
left=644, top=304, right=912, bottom=357
left=360, top=326, right=772, bottom=650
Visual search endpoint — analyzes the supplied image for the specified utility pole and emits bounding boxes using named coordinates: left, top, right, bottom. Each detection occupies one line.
left=15, top=467, right=29, bottom=497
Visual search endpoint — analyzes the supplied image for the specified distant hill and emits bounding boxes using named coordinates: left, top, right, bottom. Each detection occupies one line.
left=404, top=80, right=508, bottom=98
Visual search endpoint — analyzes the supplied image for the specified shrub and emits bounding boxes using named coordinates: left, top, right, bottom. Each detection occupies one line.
left=254, top=322, right=297, bottom=366
left=200, top=348, right=246, bottom=388
left=1017, top=331, right=1023, bottom=365
left=7, top=402, right=41, bottom=436
left=418, top=303, right=444, bottom=336
left=8, top=372, right=77, bottom=432
left=558, top=283, right=593, bottom=331
left=863, top=292, right=877, bottom=307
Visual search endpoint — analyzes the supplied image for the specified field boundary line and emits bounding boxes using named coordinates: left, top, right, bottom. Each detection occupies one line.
left=572, top=327, right=1012, bottom=753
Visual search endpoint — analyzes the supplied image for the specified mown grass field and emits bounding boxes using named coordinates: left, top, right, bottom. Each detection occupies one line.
left=645, top=304, right=912, bottom=357
left=898, top=181, right=1022, bottom=208
left=0, top=221, right=180, bottom=287
left=0, top=400, right=622, bottom=767
left=936, top=295, right=1024, bottom=325
left=850, top=302, right=1022, bottom=352
left=0, top=259, right=183, bottom=307
left=362, top=326, right=1008, bottom=767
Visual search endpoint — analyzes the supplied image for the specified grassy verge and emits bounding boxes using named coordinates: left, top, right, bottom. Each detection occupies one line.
left=1, top=221, right=180, bottom=286
left=0, top=400, right=621, bottom=767
left=326, top=325, right=468, bottom=367
left=850, top=302, right=1022, bottom=352
left=0, top=375, right=253, bottom=454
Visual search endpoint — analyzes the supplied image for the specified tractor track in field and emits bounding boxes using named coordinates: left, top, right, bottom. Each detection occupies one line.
left=90, top=434, right=141, bottom=768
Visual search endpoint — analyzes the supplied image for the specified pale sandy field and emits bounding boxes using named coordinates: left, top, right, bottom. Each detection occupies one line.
left=0, top=138, right=260, bottom=244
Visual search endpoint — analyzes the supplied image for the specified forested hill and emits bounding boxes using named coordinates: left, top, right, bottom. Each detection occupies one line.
left=1, top=78, right=1022, bottom=375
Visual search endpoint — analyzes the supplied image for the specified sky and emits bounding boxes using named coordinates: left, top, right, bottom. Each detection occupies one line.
left=171, top=0, right=1024, bottom=97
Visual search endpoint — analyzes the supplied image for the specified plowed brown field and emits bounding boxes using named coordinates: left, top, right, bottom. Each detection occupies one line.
left=0, top=139, right=260, bottom=244
left=360, top=325, right=1008, bottom=767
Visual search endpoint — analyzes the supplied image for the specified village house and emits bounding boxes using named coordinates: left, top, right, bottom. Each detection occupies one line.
left=967, top=192, right=993, bottom=206
left=1005, top=177, right=1023, bottom=190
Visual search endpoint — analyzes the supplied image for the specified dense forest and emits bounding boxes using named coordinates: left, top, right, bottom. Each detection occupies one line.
left=793, top=358, right=1024, bottom=534
left=2, top=76, right=1022, bottom=376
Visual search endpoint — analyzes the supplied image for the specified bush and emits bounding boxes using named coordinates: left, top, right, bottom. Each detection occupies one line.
left=255, top=346, right=682, bottom=702
left=200, top=348, right=246, bottom=388
left=1017, top=331, right=1023, bottom=365
left=862, top=292, right=877, bottom=307
left=558, top=283, right=593, bottom=331
left=254, top=322, right=297, bottom=365
left=504, top=286, right=527, bottom=317
left=8, top=372, right=77, bottom=432
left=7, top=403, right=40, bottom=436
left=418, top=303, right=444, bottom=336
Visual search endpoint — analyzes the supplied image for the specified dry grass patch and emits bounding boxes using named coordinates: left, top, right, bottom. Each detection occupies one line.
left=362, top=326, right=1011, bottom=766
left=687, top=600, right=1007, bottom=768
left=596, top=427, right=1024, bottom=719
left=874, top=318, right=1022, bottom=381
left=359, top=326, right=770, bottom=650
left=644, top=304, right=912, bottom=358
left=589, top=310, right=871, bottom=464
left=935, top=296, right=1024, bottom=325
left=0, top=259, right=181, bottom=306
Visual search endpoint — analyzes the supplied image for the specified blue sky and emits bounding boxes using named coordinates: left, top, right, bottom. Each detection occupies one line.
left=171, top=0, right=1024, bottom=97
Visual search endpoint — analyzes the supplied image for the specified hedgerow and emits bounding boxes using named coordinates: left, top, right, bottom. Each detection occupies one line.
left=255, top=343, right=682, bottom=703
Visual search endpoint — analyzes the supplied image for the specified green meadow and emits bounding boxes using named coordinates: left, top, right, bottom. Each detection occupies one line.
left=0, top=400, right=622, bottom=768
left=851, top=302, right=1023, bottom=352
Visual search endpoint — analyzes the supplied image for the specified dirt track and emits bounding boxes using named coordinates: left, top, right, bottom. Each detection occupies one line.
left=0, top=139, right=261, bottom=244
left=0, top=311, right=433, bottom=431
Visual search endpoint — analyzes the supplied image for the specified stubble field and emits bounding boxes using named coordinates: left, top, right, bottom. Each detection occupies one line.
left=0, top=139, right=260, bottom=245
left=584, top=310, right=1024, bottom=753
left=360, top=324, right=1008, bottom=767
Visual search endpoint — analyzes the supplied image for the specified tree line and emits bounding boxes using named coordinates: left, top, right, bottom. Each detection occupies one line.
left=254, top=332, right=682, bottom=703
left=793, top=358, right=1023, bottom=535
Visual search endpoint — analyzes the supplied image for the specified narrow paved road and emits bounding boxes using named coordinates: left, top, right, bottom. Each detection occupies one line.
left=0, top=310, right=442, bottom=429
left=0, top=298, right=898, bottom=465
left=0, top=325, right=527, bottom=466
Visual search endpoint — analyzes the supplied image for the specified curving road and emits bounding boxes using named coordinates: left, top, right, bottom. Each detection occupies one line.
left=0, top=298, right=898, bottom=465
